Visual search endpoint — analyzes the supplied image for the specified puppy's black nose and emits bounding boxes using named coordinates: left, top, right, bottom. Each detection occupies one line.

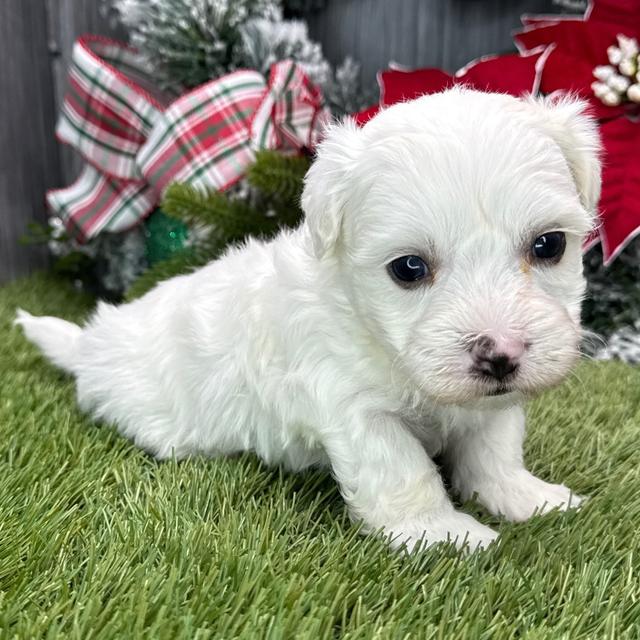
left=475, top=354, right=519, bottom=380
left=470, top=335, right=522, bottom=381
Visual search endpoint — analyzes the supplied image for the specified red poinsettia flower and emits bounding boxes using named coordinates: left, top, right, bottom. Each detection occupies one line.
left=588, top=0, right=640, bottom=26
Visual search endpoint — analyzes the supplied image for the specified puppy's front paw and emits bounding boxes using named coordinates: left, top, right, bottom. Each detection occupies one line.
left=385, top=509, right=499, bottom=553
left=476, top=471, right=585, bottom=523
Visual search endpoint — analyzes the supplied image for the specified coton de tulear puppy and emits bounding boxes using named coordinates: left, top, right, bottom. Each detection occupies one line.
left=17, top=88, right=600, bottom=552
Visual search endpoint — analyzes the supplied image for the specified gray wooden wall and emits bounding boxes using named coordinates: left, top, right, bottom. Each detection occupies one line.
left=307, top=0, right=584, bottom=83
left=0, top=0, right=583, bottom=284
left=0, top=1, right=122, bottom=284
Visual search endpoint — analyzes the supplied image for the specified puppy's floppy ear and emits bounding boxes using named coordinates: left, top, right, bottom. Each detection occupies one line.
left=301, top=118, right=364, bottom=258
left=527, top=95, right=602, bottom=214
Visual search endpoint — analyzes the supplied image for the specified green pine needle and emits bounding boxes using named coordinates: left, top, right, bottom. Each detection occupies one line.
left=247, top=150, right=311, bottom=210
left=162, top=183, right=285, bottom=241
left=2, top=272, right=640, bottom=638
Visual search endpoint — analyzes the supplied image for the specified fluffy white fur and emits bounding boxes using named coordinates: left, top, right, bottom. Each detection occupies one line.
left=16, top=88, right=601, bottom=552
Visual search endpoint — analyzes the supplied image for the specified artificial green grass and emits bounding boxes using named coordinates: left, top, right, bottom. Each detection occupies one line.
left=1, top=273, right=639, bottom=639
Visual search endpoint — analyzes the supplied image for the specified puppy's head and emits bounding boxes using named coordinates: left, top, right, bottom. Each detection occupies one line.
left=302, top=88, right=601, bottom=405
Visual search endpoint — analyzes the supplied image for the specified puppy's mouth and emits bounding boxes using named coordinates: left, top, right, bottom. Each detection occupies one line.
left=486, top=385, right=513, bottom=397
left=474, top=374, right=519, bottom=398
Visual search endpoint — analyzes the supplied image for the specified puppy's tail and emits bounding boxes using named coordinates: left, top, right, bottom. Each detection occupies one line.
left=14, top=309, right=82, bottom=374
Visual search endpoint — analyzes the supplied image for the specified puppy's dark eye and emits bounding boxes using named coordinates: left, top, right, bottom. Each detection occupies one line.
left=389, top=255, right=429, bottom=284
left=532, top=232, right=566, bottom=262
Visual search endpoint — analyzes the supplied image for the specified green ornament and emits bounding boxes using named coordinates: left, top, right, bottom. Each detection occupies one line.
left=144, top=209, right=189, bottom=266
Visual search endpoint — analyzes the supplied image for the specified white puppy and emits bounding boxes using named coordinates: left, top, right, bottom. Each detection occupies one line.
left=17, top=88, right=600, bottom=551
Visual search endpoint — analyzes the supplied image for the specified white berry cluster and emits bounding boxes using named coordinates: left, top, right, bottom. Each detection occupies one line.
left=592, top=34, right=640, bottom=106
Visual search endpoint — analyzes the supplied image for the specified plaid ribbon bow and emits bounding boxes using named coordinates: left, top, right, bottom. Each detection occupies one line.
left=47, top=36, right=330, bottom=242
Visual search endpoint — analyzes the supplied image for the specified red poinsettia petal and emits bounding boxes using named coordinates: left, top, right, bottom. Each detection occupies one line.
left=455, top=49, right=550, bottom=96
left=587, top=0, right=640, bottom=26
left=353, top=105, right=380, bottom=126
left=596, top=116, right=640, bottom=264
left=520, top=14, right=585, bottom=27
left=515, top=20, right=638, bottom=58
left=379, top=68, right=454, bottom=107
left=514, top=20, right=586, bottom=51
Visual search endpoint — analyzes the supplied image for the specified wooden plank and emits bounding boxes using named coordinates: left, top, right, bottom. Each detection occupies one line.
left=0, top=1, right=60, bottom=283
left=0, top=1, right=123, bottom=282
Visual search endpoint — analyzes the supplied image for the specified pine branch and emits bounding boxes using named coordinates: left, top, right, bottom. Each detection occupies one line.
left=247, top=150, right=310, bottom=207
left=162, top=183, right=246, bottom=227
left=162, top=183, right=282, bottom=241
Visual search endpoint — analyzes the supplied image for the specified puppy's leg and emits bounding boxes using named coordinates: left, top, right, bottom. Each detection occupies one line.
left=325, top=413, right=498, bottom=552
left=444, top=406, right=583, bottom=522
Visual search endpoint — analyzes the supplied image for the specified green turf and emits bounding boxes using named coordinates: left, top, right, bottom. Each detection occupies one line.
left=1, top=273, right=639, bottom=639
